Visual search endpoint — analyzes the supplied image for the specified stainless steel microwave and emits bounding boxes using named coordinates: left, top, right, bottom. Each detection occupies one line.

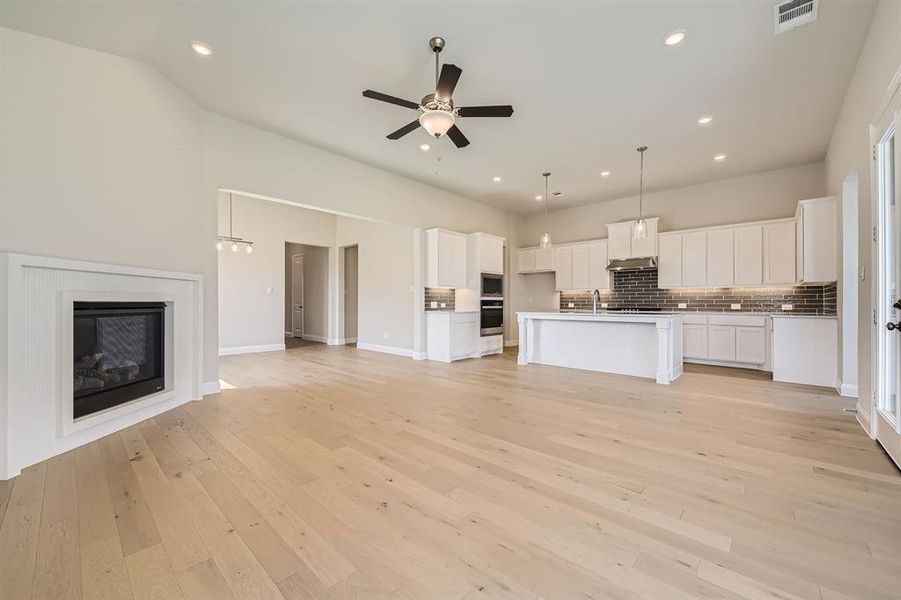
left=481, top=273, right=503, bottom=298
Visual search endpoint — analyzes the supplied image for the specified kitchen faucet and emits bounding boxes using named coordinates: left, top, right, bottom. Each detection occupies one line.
left=593, top=289, right=601, bottom=314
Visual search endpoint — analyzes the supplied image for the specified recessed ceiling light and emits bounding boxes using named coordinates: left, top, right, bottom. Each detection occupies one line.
left=191, top=41, right=213, bottom=56
left=493, top=176, right=502, bottom=183
left=419, top=143, right=430, bottom=151
left=663, top=30, right=687, bottom=47
left=714, top=153, right=727, bottom=162
left=600, top=171, right=611, bottom=178
left=534, top=195, right=543, bottom=201
left=697, top=115, right=713, bottom=125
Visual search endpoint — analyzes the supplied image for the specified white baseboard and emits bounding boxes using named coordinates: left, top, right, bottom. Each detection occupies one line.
left=202, top=380, right=221, bottom=396
left=856, top=403, right=873, bottom=438
left=328, top=338, right=344, bottom=345
left=283, top=331, right=292, bottom=337
left=219, top=343, right=285, bottom=356
left=836, top=381, right=858, bottom=398
left=301, top=333, right=328, bottom=344
left=346, top=337, right=358, bottom=344
left=356, top=342, right=413, bottom=358
left=412, top=351, right=427, bottom=360
left=504, top=339, right=518, bottom=347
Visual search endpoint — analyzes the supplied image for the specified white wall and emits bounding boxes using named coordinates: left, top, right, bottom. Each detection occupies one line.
left=344, top=246, right=359, bottom=341
left=217, top=194, right=335, bottom=352
left=824, top=0, right=901, bottom=421
left=335, top=216, right=415, bottom=354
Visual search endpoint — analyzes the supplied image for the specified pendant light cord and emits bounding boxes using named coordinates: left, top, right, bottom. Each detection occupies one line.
left=544, top=174, right=549, bottom=231
left=637, top=146, right=647, bottom=222
left=229, top=192, right=234, bottom=238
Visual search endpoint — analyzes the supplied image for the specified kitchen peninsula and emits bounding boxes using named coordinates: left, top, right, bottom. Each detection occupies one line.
left=516, top=312, right=684, bottom=384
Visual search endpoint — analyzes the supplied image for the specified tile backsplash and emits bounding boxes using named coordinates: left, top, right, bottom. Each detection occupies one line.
left=424, top=287, right=455, bottom=311
left=559, top=269, right=836, bottom=315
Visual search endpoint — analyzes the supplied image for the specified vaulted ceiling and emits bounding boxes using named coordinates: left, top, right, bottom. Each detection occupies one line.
left=0, top=1, right=877, bottom=214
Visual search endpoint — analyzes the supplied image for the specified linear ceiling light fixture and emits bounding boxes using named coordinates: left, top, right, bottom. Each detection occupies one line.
left=217, top=192, right=254, bottom=253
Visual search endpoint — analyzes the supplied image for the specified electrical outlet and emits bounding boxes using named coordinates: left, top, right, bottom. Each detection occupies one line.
left=383, top=332, right=388, bottom=340
left=601, top=302, right=608, bottom=308
left=782, top=304, right=794, bottom=311
left=430, top=301, right=438, bottom=309
left=440, top=302, right=446, bottom=308
left=730, top=303, right=741, bottom=310
left=677, top=303, right=687, bottom=309
left=568, top=302, right=574, bottom=308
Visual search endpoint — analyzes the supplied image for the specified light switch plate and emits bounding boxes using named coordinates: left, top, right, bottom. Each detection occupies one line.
left=730, top=303, right=741, bottom=310
left=568, top=302, right=574, bottom=308
left=677, top=303, right=687, bottom=309
left=781, top=304, right=793, bottom=311
left=430, top=301, right=438, bottom=309
left=601, top=302, right=608, bottom=308
left=266, top=287, right=273, bottom=295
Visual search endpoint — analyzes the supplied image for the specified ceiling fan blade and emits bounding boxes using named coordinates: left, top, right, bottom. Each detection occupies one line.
left=362, top=89, right=420, bottom=110
left=445, top=124, right=470, bottom=148
left=435, top=64, right=462, bottom=101
left=386, top=120, right=421, bottom=140
left=458, top=105, right=514, bottom=118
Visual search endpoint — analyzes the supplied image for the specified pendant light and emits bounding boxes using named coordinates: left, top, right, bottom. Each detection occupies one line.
left=539, top=172, right=552, bottom=249
left=217, top=192, right=254, bottom=253
left=633, top=146, right=648, bottom=239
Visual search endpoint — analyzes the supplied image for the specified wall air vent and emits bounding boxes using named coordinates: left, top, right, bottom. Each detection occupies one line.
left=774, top=0, right=818, bottom=35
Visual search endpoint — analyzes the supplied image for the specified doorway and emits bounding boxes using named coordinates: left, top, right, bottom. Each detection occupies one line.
left=291, top=253, right=304, bottom=338
left=344, top=245, right=358, bottom=345
left=873, top=81, right=900, bottom=466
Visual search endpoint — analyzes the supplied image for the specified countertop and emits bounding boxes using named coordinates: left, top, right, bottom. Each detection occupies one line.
left=559, top=310, right=836, bottom=319
left=517, top=312, right=682, bottom=324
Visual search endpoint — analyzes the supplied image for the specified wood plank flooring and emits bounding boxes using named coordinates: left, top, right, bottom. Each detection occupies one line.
left=1, top=344, right=899, bottom=599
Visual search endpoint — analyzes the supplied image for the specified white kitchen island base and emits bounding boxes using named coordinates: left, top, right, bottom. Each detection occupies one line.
left=517, top=312, right=684, bottom=384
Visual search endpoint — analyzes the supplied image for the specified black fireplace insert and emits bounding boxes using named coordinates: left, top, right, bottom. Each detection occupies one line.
left=73, top=302, right=165, bottom=419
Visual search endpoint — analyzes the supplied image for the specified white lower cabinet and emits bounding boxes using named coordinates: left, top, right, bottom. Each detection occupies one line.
left=682, top=324, right=708, bottom=359
left=681, top=315, right=769, bottom=369
left=426, top=312, right=478, bottom=362
left=707, top=326, right=737, bottom=361
left=479, top=334, right=503, bottom=356
left=772, top=316, right=837, bottom=387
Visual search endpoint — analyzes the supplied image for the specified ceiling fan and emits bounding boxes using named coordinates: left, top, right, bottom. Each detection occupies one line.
left=362, top=36, right=514, bottom=148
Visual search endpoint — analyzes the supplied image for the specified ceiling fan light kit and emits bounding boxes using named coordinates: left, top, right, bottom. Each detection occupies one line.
left=362, top=36, right=514, bottom=148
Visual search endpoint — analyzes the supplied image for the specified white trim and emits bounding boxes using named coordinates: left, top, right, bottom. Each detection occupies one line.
left=356, top=342, right=413, bottom=358
left=412, top=351, right=427, bottom=360
left=327, top=337, right=343, bottom=346
left=504, top=339, right=519, bottom=347
left=301, top=333, right=328, bottom=343
left=283, top=331, right=292, bottom=337
left=219, top=343, right=285, bottom=356
left=857, top=404, right=873, bottom=438
left=835, top=379, right=858, bottom=398
left=345, top=337, right=358, bottom=344
left=873, top=65, right=901, bottom=124
left=202, top=381, right=221, bottom=396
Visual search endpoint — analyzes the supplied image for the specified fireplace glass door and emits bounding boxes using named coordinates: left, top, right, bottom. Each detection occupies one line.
left=73, top=302, right=165, bottom=419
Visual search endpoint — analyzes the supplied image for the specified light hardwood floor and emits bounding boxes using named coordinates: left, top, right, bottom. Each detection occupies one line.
left=1, top=345, right=899, bottom=599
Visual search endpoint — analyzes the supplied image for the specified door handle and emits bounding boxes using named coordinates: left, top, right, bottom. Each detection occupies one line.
left=887, top=321, right=901, bottom=331
left=894, top=300, right=901, bottom=310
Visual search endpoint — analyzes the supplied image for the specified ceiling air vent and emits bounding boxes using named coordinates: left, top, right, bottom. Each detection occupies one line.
left=774, top=0, right=818, bottom=35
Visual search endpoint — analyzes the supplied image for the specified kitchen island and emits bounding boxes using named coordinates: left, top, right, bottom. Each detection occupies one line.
left=516, top=312, right=683, bottom=384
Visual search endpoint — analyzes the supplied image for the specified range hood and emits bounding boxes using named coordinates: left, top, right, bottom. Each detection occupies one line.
left=606, top=257, right=657, bottom=271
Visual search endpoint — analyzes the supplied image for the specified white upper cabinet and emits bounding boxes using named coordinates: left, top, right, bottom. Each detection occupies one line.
left=796, top=197, right=837, bottom=284
left=763, top=220, right=796, bottom=285
left=657, top=234, right=683, bottom=288
left=426, top=228, right=466, bottom=288
left=571, top=243, right=591, bottom=289
left=588, top=241, right=611, bottom=290
left=554, top=246, right=573, bottom=291
left=516, top=246, right=554, bottom=273
left=606, top=218, right=658, bottom=260
left=478, top=234, right=504, bottom=275
left=706, top=228, right=734, bottom=287
left=516, top=248, right=536, bottom=273
left=682, top=231, right=707, bottom=287
left=607, top=222, right=632, bottom=260
left=734, top=225, right=763, bottom=285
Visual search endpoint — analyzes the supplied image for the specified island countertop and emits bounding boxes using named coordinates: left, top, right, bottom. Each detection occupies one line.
left=516, top=311, right=683, bottom=324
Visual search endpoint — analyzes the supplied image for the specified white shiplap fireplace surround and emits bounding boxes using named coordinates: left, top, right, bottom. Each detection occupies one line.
left=0, top=254, right=204, bottom=480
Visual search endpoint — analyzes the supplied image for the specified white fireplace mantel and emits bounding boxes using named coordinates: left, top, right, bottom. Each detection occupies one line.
left=0, top=253, right=204, bottom=480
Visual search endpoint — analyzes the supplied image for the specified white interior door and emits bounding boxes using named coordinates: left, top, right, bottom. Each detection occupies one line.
left=874, top=93, right=901, bottom=466
left=292, top=254, right=304, bottom=338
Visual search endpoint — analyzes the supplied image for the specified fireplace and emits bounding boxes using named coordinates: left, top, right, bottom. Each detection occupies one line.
left=73, top=301, right=165, bottom=419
